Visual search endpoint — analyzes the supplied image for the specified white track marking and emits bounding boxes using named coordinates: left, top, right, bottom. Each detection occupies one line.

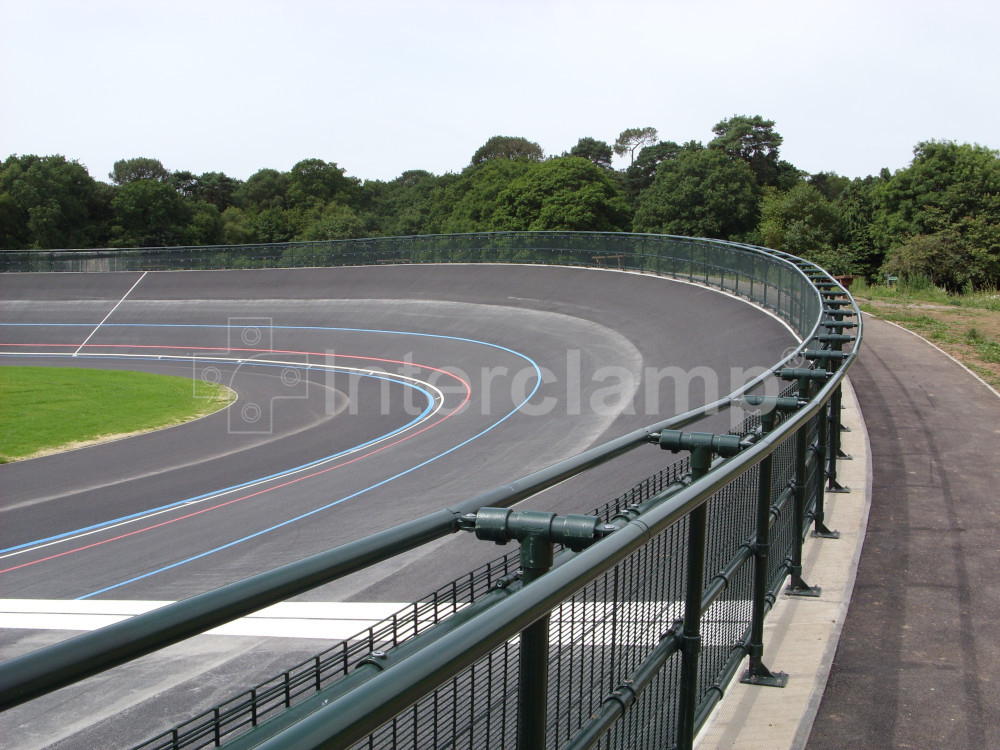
left=0, top=599, right=410, bottom=640
left=0, top=599, right=747, bottom=644
left=72, top=272, right=147, bottom=356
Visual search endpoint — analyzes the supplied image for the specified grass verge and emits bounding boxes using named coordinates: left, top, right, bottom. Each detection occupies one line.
left=849, top=279, right=1000, bottom=392
left=0, top=366, right=235, bottom=463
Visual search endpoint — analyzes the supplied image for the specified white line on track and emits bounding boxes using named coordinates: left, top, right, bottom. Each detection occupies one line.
left=72, top=271, right=147, bottom=356
left=0, top=599, right=411, bottom=640
left=0, top=598, right=749, bottom=644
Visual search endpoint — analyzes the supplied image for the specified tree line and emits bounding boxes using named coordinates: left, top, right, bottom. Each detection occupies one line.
left=2, top=115, right=998, bottom=291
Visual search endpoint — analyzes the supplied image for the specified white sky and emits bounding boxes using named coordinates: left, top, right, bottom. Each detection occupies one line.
left=2, top=0, right=998, bottom=185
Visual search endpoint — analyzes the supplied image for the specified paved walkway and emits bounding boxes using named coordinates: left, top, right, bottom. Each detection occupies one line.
left=806, top=317, right=1000, bottom=749
left=698, top=316, right=1000, bottom=749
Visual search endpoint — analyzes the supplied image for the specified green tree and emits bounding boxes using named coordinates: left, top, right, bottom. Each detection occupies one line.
left=873, top=140, right=1000, bottom=242
left=871, top=140, right=1000, bottom=288
left=236, top=168, right=289, bottom=209
left=298, top=202, right=365, bottom=240
left=0, top=154, right=100, bottom=249
left=834, top=175, right=886, bottom=279
left=171, top=170, right=198, bottom=196
left=429, top=159, right=537, bottom=232
left=286, top=159, right=360, bottom=209
left=0, top=191, right=23, bottom=248
left=882, top=224, right=998, bottom=291
left=709, top=115, right=783, bottom=186
left=490, top=157, right=631, bottom=232
left=109, top=179, right=191, bottom=246
left=613, top=127, right=658, bottom=164
left=633, top=147, right=760, bottom=239
left=622, top=140, right=686, bottom=206
left=758, top=182, right=853, bottom=273
left=773, top=160, right=806, bottom=191
left=566, top=137, right=614, bottom=169
left=219, top=206, right=252, bottom=245
left=759, top=183, right=839, bottom=252
left=882, top=231, right=968, bottom=290
left=184, top=201, right=225, bottom=245
left=359, top=170, right=444, bottom=236
left=173, top=171, right=242, bottom=211
left=470, top=136, right=544, bottom=166
left=109, top=157, right=171, bottom=185
left=808, top=172, right=852, bottom=202
left=883, top=222, right=1000, bottom=292
left=246, top=206, right=299, bottom=244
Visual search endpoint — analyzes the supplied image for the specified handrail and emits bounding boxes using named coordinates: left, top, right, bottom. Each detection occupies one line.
left=227, top=359, right=852, bottom=750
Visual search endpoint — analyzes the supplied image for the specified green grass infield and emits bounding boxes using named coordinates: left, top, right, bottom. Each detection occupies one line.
left=0, top=366, right=234, bottom=463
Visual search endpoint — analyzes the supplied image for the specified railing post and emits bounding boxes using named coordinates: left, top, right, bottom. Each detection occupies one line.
left=460, top=508, right=614, bottom=750
left=740, top=396, right=799, bottom=688
left=813, top=322, right=856, bottom=494
left=777, top=369, right=830, bottom=597
left=789, top=399, right=821, bottom=596
left=517, top=531, right=553, bottom=750
left=829, top=383, right=851, bottom=459
left=655, top=430, right=742, bottom=749
left=824, top=381, right=851, bottom=494
left=679, top=498, right=707, bottom=749
left=811, top=393, right=842, bottom=538
left=821, top=318, right=859, bottom=475
left=803, top=348, right=848, bottom=538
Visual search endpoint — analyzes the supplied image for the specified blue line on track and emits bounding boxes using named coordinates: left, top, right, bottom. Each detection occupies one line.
left=0, top=322, right=542, bottom=598
left=80, top=397, right=531, bottom=599
left=0, top=355, right=436, bottom=555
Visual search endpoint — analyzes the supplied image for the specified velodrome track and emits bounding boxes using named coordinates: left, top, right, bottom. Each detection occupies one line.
left=0, top=264, right=797, bottom=748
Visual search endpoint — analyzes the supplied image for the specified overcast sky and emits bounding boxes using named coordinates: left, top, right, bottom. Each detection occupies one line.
left=2, top=0, right=998, bottom=184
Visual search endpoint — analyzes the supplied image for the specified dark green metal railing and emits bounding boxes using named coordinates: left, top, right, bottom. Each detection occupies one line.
left=0, top=233, right=861, bottom=749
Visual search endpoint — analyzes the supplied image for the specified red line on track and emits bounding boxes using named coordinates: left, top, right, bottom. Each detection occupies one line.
left=0, top=342, right=472, bottom=575
left=0, top=342, right=465, bottom=383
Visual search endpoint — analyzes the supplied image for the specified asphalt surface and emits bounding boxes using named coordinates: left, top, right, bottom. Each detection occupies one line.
left=1, top=266, right=794, bottom=601
left=0, top=264, right=796, bottom=748
left=805, top=317, right=1000, bottom=749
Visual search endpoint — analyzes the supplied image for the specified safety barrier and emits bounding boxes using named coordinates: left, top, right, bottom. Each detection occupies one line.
left=0, top=233, right=861, bottom=749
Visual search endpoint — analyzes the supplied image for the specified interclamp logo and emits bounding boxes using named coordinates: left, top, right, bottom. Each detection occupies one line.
left=192, top=317, right=311, bottom=434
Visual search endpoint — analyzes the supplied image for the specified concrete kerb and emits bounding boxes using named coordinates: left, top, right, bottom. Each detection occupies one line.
left=695, top=376, right=872, bottom=749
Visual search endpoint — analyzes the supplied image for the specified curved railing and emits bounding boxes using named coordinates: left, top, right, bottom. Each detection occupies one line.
left=1, top=233, right=821, bottom=339
left=0, top=233, right=861, bottom=750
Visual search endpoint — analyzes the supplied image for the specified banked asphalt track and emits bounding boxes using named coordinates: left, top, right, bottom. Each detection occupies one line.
left=0, top=264, right=797, bottom=748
